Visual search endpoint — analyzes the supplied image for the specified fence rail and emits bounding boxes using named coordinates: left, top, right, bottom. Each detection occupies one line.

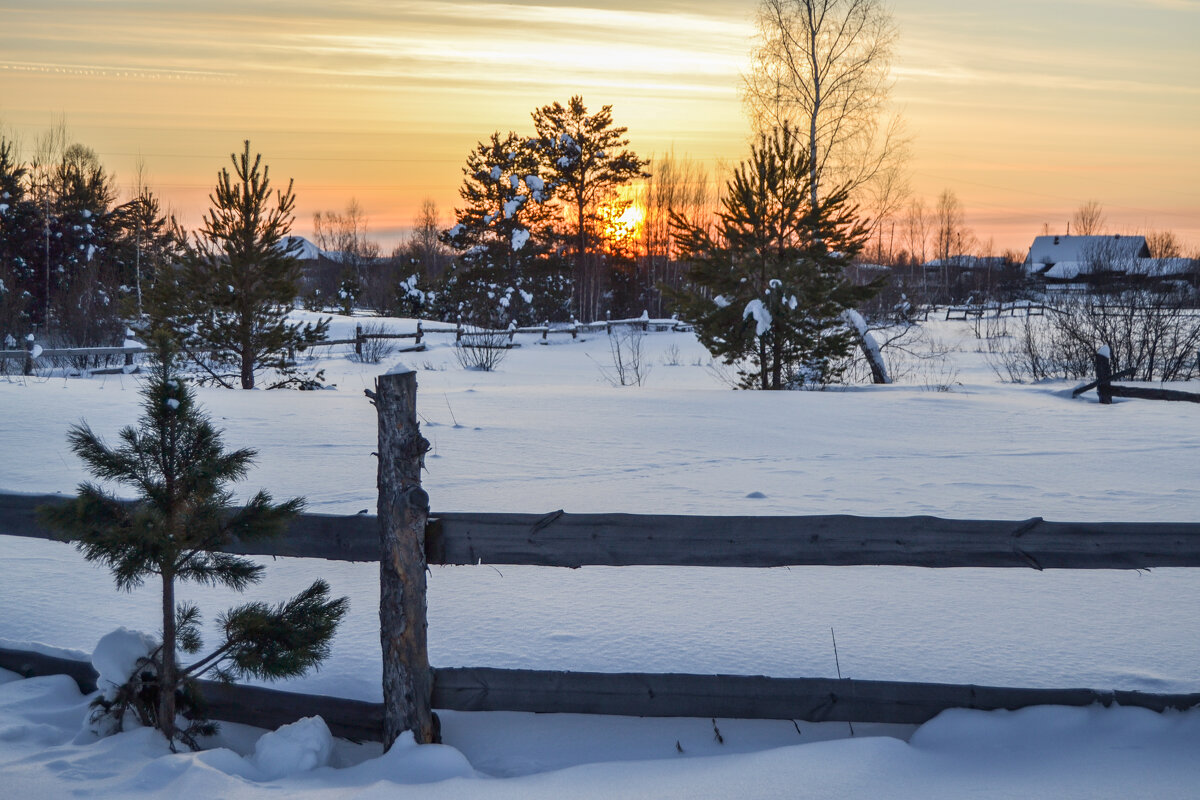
left=3, top=647, right=1196, bottom=743
left=6, top=493, right=1200, bottom=570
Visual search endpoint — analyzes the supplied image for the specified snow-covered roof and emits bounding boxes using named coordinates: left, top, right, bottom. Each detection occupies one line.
left=281, top=235, right=342, bottom=262
left=1025, top=235, right=1149, bottom=270
left=1126, top=257, right=1196, bottom=277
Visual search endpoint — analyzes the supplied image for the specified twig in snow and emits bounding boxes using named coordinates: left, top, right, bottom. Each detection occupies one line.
left=831, top=627, right=855, bottom=737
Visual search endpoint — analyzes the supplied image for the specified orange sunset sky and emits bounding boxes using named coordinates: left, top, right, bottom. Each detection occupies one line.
left=2, top=0, right=1197, bottom=256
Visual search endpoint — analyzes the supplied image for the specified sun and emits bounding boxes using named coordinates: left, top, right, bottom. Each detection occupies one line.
left=596, top=199, right=645, bottom=253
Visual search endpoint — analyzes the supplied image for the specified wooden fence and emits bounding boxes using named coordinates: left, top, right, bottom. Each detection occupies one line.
left=2, top=314, right=690, bottom=373
left=1072, top=350, right=1200, bottom=404
left=4, top=469, right=1200, bottom=744
left=944, top=301, right=1047, bottom=321
left=0, top=343, right=143, bottom=376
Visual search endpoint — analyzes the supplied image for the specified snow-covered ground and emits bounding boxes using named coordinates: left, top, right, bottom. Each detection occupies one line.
left=2, top=313, right=1198, bottom=797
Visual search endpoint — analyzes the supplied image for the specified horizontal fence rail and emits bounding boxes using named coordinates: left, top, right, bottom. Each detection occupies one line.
left=4, top=647, right=1197, bottom=742
left=6, top=493, right=1200, bottom=571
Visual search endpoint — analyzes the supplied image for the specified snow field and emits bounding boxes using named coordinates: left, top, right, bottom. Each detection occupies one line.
left=1, top=312, right=1198, bottom=795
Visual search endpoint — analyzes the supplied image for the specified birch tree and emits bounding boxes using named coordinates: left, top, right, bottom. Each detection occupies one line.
left=744, top=0, right=905, bottom=215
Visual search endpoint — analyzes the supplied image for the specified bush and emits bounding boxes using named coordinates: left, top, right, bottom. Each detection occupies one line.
left=593, top=328, right=651, bottom=386
left=353, top=322, right=398, bottom=364
left=987, top=288, right=1200, bottom=383
left=454, top=331, right=509, bottom=371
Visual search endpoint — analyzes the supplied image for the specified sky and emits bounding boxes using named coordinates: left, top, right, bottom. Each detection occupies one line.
left=1, top=0, right=1197, bottom=255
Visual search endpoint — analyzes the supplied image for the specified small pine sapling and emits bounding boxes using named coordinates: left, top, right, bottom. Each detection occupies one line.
left=39, top=337, right=348, bottom=751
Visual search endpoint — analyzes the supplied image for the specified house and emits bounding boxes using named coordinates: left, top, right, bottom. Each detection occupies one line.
left=1024, top=235, right=1148, bottom=280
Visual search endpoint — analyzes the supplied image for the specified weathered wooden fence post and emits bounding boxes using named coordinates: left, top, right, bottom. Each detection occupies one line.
left=415, top=321, right=423, bottom=346
left=1095, top=347, right=1113, bottom=405
left=373, top=368, right=437, bottom=747
left=23, top=333, right=34, bottom=376
left=355, top=324, right=364, bottom=357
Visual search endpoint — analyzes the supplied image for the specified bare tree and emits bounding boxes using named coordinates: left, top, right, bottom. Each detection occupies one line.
left=313, top=198, right=378, bottom=267
left=638, top=150, right=716, bottom=316
left=1144, top=229, right=1182, bottom=259
left=903, top=196, right=929, bottom=267
left=408, top=198, right=448, bottom=281
left=1071, top=200, right=1105, bottom=236
left=933, top=189, right=972, bottom=263
left=744, top=0, right=906, bottom=218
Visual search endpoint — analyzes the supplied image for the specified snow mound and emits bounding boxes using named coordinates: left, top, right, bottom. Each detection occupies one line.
left=341, top=730, right=478, bottom=785
left=251, top=715, right=333, bottom=779
left=92, top=628, right=158, bottom=693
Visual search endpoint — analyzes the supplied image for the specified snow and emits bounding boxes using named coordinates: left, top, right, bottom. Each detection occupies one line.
left=843, top=309, right=888, bottom=383
left=1, top=670, right=1199, bottom=798
left=712, top=294, right=730, bottom=308
left=511, top=228, right=530, bottom=251
left=489, top=165, right=501, bottom=180
left=743, top=298, right=771, bottom=335
left=91, top=628, right=157, bottom=694
left=166, top=398, right=181, bottom=410
left=250, top=716, right=334, bottom=779
left=523, top=175, right=544, bottom=192
left=2, top=312, right=1200, bottom=796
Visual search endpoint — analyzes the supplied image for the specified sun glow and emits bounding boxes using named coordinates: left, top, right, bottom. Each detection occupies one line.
left=596, top=200, right=645, bottom=254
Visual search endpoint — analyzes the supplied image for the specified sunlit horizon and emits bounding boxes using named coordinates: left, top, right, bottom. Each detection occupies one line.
left=2, top=0, right=1197, bottom=257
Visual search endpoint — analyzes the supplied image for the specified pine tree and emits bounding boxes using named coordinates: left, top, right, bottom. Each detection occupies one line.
left=670, top=126, right=880, bottom=389
left=157, top=141, right=328, bottom=389
left=440, top=131, right=570, bottom=326
left=0, top=137, right=40, bottom=340
left=109, top=188, right=181, bottom=319
left=531, top=96, right=648, bottom=321
left=39, top=338, right=347, bottom=750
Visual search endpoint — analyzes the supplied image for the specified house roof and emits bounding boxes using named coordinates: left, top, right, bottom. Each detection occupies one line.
left=1025, top=235, right=1149, bottom=268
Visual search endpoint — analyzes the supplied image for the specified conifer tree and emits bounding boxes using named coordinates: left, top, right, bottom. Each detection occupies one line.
left=157, top=141, right=328, bottom=389
left=440, top=131, right=570, bottom=326
left=531, top=96, right=648, bottom=321
left=670, top=126, right=879, bottom=389
left=0, top=137, right=40, bottom=339
left=39, top=339, right=347, bottom=750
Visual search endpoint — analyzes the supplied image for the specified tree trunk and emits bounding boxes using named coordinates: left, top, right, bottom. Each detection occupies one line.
left=240, top=346, right=254, bottom=390
left=375, top=370, right=437, bottom=748
left=159, top=572, right=177, bottom=744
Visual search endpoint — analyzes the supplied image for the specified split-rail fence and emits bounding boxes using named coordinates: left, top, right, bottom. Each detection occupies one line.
left=2, top=370, right=1199, bottom=745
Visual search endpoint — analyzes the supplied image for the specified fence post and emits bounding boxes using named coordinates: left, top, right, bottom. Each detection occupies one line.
left=543, top=320, right=548, bottom=341
left=373, top=368, right=437, bottom=747
left=455, top=317, right=463, bottom=343
left=415, top=322, right=423, bottom=346
left=355, top=324, right=364, bottom=357
left=570, top=317, right=578, bottom=340
left=23, top=333, right=34, bottom=376
left=606, top=310, right=612, bottom=335
left=1095, top=348, right=1113, bottom=405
